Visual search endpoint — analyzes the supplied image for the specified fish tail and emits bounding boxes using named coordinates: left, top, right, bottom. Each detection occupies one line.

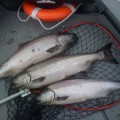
left=99, top=43, right=118, bottom=64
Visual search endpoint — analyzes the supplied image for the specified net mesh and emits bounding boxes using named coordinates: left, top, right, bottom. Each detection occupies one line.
left=7, top=23, right=120, bottom=120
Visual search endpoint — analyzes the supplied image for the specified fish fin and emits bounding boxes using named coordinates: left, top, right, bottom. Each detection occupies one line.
left=19, top=41, right=30, bottom=48
left=98, top=43, right=118, bottom=64
left=32, top=77, right=46, bottom=83
left=46, top=45, right=61, bottom=53
left=56, top=96, right=69, bottom=101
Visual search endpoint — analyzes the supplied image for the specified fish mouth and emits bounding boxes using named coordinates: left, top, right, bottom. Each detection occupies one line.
left=11, top=78, right=23, bottom=88
left=11, top=80, right=28, bottom=89
left=37, top=88, right=56, bottom=105
left=57, top=33, right=78, bottom=46
left=12, top=72, right=32, bottom=88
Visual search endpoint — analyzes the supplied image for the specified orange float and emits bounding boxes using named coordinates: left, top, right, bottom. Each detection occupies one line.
left=22, top=1, right=76, bottom=22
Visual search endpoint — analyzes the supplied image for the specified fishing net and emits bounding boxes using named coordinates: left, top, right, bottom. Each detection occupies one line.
left=7, top=22, right=120, bottom=120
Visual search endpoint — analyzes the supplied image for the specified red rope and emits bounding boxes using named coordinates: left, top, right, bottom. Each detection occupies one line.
left=61, top=22, right=120, bottom=49
left=30, top=90, right=41, bottom=94
left=63, top=98, right=120, bottom=111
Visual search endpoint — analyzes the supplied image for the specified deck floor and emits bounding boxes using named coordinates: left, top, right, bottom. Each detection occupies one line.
left=0, top=4, right=120, bottom=120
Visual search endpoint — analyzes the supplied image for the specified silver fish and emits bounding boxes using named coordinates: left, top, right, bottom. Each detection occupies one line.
left=37, top=79, right=120, bottom=105
left=0, top=33, right=77, bottom=78
left=12, top=43, right=118, bottom=88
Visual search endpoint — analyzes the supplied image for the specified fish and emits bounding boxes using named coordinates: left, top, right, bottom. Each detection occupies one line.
left=0, top=33, right=77, bottom=79
left=37, top=79, right=120, bottom=105
left=12, top=43, right=118, bottom=89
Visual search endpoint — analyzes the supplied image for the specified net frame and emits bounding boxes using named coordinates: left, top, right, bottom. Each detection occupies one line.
left=7, top=22, right=120, bottom=120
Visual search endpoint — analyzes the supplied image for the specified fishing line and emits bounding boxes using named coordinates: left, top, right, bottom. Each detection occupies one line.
left=17, top=3, right=31, bottom=22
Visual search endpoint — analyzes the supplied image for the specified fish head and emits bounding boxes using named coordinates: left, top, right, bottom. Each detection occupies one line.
left=37, top=89, right=55, bottom=105
left=58, top=33, right=78, bottom=46
left=12, top=73, right=31, bottom=87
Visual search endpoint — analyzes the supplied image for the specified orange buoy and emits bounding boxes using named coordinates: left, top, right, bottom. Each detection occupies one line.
left=22, top=1, right=76, bottom=22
